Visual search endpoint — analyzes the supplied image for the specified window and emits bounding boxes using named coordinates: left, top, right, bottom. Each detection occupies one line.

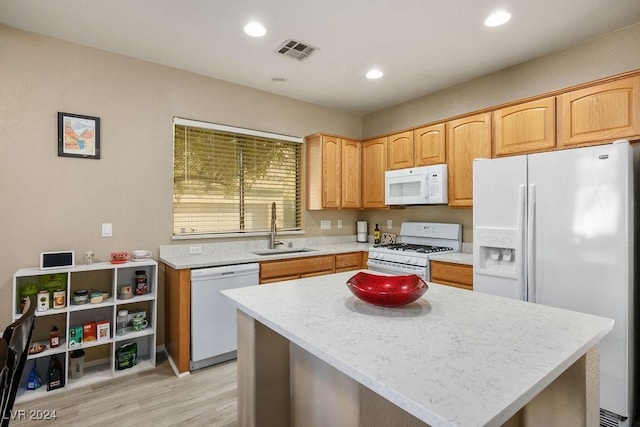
left=173, top=118, right=303, bottom=237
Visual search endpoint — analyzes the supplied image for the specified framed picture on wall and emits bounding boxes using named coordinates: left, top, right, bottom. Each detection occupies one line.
left=57, top=112, right=101, bottom=159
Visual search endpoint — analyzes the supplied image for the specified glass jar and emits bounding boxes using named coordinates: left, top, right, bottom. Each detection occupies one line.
left=117, top=310, right=129, bottom=335
left=134, top=270, right=148, bottom=295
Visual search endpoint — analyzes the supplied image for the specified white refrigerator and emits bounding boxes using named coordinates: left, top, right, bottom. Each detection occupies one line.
left=473, top=141, right=636, bottom=426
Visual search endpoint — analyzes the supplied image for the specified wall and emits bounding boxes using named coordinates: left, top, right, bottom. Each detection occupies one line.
left=363, top=23, right=640, bottom=138
left=361, top=22, right=640, bottom=244
left=0, top=24, right=362, bottom=335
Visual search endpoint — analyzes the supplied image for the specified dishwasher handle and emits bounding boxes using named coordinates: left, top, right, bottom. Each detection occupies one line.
left=190, top=263, right=260, bottom=281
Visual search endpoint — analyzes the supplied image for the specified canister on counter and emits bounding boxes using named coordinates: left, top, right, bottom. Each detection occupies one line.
left=53, top=289, right=66, bottom=309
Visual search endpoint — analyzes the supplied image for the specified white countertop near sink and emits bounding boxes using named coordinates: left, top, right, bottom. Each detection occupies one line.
left=159, top=238, right=372, bottom=270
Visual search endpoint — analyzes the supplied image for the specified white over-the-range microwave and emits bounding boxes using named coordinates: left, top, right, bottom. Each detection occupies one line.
left=384, top=164, right=448, bottom=205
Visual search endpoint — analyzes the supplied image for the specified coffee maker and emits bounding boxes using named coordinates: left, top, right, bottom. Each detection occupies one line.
left=357, top=221, right=368, bottom=243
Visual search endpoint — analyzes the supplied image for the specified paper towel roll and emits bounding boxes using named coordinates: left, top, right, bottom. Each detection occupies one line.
left=357, top=221, right=368, bottom=242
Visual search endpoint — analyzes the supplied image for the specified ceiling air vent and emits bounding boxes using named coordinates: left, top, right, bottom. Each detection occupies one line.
left=276, top=39, right=317, bottom=61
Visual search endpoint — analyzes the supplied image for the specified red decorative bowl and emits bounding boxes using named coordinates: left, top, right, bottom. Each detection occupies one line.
left=346, top=272, right=428, bottom=307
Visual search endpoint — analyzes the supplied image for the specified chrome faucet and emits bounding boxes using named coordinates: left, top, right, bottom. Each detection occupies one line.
left=269, top=202, right=283, bottom=249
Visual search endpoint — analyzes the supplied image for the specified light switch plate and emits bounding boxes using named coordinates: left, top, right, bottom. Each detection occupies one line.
left=387, top=220, right=393, bottom=229
left=189, top=246, right=202, bottom=255
left=101, top=223, right=112, bottom=237
left=320, top=220, right=331, bottom=230
left=337, top=220, right=343, bottom=229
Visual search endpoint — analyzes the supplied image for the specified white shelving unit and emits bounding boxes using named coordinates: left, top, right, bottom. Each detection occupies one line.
left=12, top=259, right=158, bottom=403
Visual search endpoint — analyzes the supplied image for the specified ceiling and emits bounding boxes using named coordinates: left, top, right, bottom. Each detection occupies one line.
left=1, top=0, right=639, bottom=115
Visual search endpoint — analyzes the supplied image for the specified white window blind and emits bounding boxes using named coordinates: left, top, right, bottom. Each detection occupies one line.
left=173, top=118, right=303, bottom=237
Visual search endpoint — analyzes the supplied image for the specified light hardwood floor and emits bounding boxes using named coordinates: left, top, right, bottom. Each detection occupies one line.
left=12, top=354, right=238, bottom=426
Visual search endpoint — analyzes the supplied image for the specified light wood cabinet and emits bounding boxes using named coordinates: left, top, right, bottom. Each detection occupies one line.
left=341, top=139, right=362, bottom=208
left=430, top=261, right=473, bottom=291
left=387, top=131, right=414, bottom=170
left=362, top=137, right=388, bottom=209
left=493, top=97, right=556, bottom=156
left=260, top=252, right=367, bottom=284
left=335, top=252, right=362, bottom=273
left=306, top=134, right=340, bottom=209
left=446, top=112, right=491, bottom=207
left=414, top=123, right=446, bottom=166
left=260, top=255, right=335, bottom=284
left=306, top=134, right=361, bottom=210
left=557, top=75, right=640, bottom=147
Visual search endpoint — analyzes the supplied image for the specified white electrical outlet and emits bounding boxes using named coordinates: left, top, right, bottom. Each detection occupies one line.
left=337, top=220, right=343, bottom=229
left=320, top=220, right=331, bottom=230
left=189, top=246, right=202, bottom=255
left=387, top=220, right=393, bottom=229
left=101, top=223, right=112, bottom=237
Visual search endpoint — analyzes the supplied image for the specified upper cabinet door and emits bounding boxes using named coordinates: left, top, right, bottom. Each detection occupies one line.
left=387, top=131, right=414, bottom=170
left=414, top=123, right=446, bottom=166
left=558, top=75, right=640, bottom=147
left=447, top=112, right=492, bottom=208
left=322, top=135, right=341, bottom=209
left=493, top=97, right=556, bottom=156
left=362, top=137, right=388, bottom=209
left=341, top=139, right=362, bottom=209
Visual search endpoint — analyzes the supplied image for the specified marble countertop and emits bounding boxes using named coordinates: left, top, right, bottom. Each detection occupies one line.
left=159, top=241, right=372, bottom=269
left=222, top=270, right=613, bottom=427
left=160, top=237, right=473, bottom=270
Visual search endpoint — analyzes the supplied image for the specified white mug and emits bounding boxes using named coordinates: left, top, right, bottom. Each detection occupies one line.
left=85, top=251, right=95, bottom=265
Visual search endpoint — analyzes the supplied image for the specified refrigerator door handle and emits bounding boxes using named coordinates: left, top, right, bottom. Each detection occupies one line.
left=518, top=184, right=526, bottom=300
left=527, top=184, right=536, bottom=303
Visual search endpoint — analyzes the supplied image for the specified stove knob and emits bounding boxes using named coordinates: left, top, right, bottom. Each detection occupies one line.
left=370, top=253, right=378, bottom=260
left=404, top=257, right=411, bottom=263
left=409, top=258, right=418, bottom=265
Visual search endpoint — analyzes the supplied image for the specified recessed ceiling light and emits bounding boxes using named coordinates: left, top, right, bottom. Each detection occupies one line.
left=271, top=76, right=287, bottom=83
left=244, top=22, right=266, bottom=37
left=484, top=11, right=511, bottom=27
left=366, top=69, right=384, bottom=79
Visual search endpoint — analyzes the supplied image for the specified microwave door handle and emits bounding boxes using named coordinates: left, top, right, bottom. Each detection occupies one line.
left=424, top=173, right=430, bottom=202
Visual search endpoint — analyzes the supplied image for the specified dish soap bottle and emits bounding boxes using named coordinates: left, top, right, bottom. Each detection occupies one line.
left=374, top=224, right=381, bottom=244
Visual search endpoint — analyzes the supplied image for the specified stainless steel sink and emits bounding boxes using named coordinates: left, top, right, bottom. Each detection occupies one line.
left=251, top=248, right=318, bottom=256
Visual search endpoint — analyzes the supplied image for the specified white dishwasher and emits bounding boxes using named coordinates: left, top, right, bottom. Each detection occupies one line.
left=190, top=262, right=259, bottom=370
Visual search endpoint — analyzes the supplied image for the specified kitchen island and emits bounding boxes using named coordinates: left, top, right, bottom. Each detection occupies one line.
left=221, top=270, right=613, bottom=427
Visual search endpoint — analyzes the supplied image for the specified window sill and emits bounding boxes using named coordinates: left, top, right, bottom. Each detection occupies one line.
left=172, top=230, right=306, bottom=241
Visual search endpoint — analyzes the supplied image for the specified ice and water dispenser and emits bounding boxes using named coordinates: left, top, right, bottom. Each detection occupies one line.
left=475, top=228, right=519, bottom=278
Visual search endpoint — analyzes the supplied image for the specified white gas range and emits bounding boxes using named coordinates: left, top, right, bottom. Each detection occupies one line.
left=367, top=222, right=462, bottom=281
